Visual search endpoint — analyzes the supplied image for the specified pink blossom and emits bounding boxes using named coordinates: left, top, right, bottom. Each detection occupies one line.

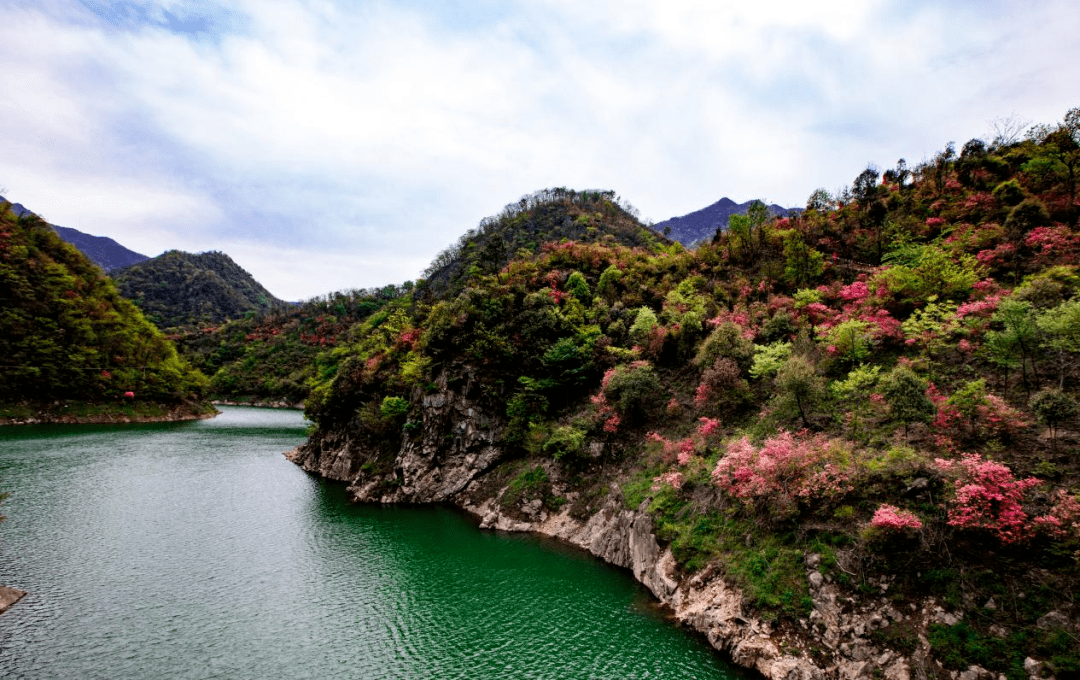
left=711, top=431, right=854, bottom=512
left=697, top=417, right=721, bottom=438
left=871, top=504, right=923, bottom=531
left=652, top=471, right=685, bottom=491
left=839, top=281, right=869, bottom=302
left=926, top=217, right=945, bottom=228
left=124, top=391, right=135, bottom=399
left=935, top=453, right=1039, bottom=544
left=603, top=414, right=621, bottom=433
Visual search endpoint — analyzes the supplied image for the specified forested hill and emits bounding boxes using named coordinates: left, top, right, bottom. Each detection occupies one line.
left=297, top=106, right=1080, bottom=678
left=0, top=200, right=207, bottom=406
left=0, top=195, right=149, bottom=271
left=175, top=284, right=408, bottom=404
left=418, top=188, right=669, bottom=300
left=652, top=196, right=798, bottom=246
left=111, top=250, right=288, bottom=329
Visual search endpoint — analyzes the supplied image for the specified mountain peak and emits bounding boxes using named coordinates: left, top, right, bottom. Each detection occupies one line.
left=652, top=197, right=799, bottom=247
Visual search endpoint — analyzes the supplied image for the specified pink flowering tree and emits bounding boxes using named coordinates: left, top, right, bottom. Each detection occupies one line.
left=935, top=454, right=1040, bottom=544
left=711, top=430, right=855, bottom=519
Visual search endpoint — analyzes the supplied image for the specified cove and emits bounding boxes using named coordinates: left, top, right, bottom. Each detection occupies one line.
left=0, top=406, right=746, bottom=679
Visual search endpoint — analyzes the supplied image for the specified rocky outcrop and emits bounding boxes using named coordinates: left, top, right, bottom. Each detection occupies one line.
left=0, top=586, right=27, bottom=614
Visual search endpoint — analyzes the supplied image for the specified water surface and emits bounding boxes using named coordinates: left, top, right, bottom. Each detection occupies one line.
left=0, top=406, right=744, bottom=679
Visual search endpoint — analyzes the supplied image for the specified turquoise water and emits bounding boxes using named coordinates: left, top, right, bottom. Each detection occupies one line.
left=0, top=406, right=745, bottom=679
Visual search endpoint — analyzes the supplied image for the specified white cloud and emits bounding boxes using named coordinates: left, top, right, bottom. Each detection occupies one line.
left=2, top=0, right=1079, bottom=299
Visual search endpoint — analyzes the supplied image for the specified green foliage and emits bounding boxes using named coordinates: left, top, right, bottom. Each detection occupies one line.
left=793, top=288, right=823, bottom=308
left=629, top=306, right=659, bottom=345
left=597, top=264, right=623, bottom=301
left=603, top=362, right=663, bottom=422
left=823, top=319, right=873, bottom=366
left=111, top=250, right=288, bottom=329
left=0, top=202, right=207, bottom=404
left=543, top=425, right=587, bottom=461
left=379, top=396, right=410, bottom=421
left=1029, top=387, right=1079, bottom=443
left=879, top=244, right=981, bottom=304
left=782, top=231, right=825, bottom=286
left=880, top=365, right=934, bottom=429
left=502, top=464, right=549, bottom=507
left=696, top=322, right=754, bottom=371
left=750, top=341, right=792, bottom=380
left=563, top=271, right=589, bottom=300
left=773, top=354, right=828, bottom=427
left=992, top=179, right=1026, bottom=207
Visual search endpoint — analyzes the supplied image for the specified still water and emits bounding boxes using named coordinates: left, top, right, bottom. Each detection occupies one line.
left=0, top=406, right=744, bottom=679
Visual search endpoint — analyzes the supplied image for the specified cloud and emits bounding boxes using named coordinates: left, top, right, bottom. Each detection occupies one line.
left=1, top=0, right=1078, bottom=299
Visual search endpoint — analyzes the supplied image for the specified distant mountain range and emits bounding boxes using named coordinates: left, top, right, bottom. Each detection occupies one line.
left=652, top=197, right=800, bottom=247
left=0, top=195, right=149, bottom=271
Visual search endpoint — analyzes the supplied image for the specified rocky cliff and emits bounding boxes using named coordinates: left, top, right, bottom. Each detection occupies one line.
left=287, top=372, right=1062, bottom=680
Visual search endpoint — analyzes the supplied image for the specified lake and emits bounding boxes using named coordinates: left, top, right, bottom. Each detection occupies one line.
left=0, top=406, right=744, bottom=679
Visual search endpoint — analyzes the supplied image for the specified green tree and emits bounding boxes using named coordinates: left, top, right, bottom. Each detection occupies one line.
left=774, top=354, right=827, bottom=428
left=1037, top=299, right=1080, bottom=387
left=985, top=298, right=1041, bottom=395
left=1029, top=387, right=1078, bottom=450
left=629, top=307, right=659, bottom=346
left=603, top=362, right=663, bottom=422
left=880, top=365, right=935, bottom=439
left=566, top=271, right=590, bottom=300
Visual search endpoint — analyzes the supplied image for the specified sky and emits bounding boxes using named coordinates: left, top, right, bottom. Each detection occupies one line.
left=2, top=0, right=1078, bottom=301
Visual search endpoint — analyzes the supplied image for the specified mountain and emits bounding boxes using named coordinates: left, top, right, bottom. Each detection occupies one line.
left=52, top=225, right=149, bottom=271
left=111, top=250, right=289, bottom=329
left=0, top=195, right=149, bottom=271
left=652, top=197, right=798, bottom=246
left=0, top=198, right=208, bottom=407
left=290, top=106, right=1080, bottom=679
left=419, top=187, right=669, bottom=300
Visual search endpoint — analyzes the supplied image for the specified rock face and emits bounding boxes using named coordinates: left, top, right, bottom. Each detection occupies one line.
left=285, top=371, right=1053, bottom=680
left=0, top=586, right=27, bottom=614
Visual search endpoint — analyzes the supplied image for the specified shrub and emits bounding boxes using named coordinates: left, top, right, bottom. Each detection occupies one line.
left=695, top=321, right=755, bottom=370
left=991, top=178, right=1025, bottom=207
left=711, top=430, right=855, bottom=519
left=935, top=453, right=1040, bottom=544
left=379, top=395, right=410, bottom=421
left=750, top=341, right=792, bottom=380
left=544, top=425, right=587, bottom=461
left=870, top=504, right=923, bottom=531
left=1029, top=387, right=1079, bottom=444
left=629, top=307, right=659, bottom=345
left=599, top=361, right=663, bottom=423
left=773, top=355, right=828, bottom=427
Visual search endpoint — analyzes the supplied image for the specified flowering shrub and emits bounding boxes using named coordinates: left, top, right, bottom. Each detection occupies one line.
left=1025, top=225, right=1080, bottom=264
left=711, top=431, right=855, bottom=516
left=935, top=454, right=1040, bottom=544
left=870, top=504, right=923, bottom=531
left=1033, top=490, right=1080, bottom=540
left=652, top=471, right=685, bottom=491
left=645, top=417, right=723, bottom=466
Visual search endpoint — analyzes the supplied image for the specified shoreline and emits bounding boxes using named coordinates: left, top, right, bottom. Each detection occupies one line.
left=0, top=402, right=219, bottom=427
left=0, top=586, right=28, bottom=614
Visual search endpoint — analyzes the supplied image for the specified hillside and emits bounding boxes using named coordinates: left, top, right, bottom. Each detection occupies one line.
left=0, top=198, right=210, bottom=420
left=418, top=188, right=671, bottom=299
left=652, top=196, right=798, bottom=246
left=289, top=108, right=1080, bottom=679
left=175, top=285, right=408, bottom=404
left=0, top=196, right=149, bottom=271
left=111, top=250, right=289, bottom=329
